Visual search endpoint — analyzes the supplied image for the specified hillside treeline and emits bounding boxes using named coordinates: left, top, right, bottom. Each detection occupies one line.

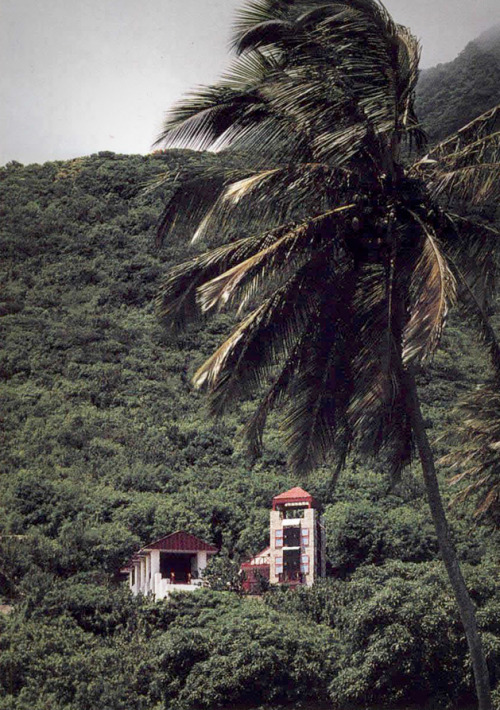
left=416, top=27, right=500, bottom=141
left=1, top=152, right=499, bottom=709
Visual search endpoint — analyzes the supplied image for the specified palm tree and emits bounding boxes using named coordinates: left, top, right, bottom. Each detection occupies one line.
left=154, top=1, right=499, bottom=707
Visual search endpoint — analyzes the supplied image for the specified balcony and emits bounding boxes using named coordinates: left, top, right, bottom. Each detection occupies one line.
left=278, top=571, right=304, bottom=586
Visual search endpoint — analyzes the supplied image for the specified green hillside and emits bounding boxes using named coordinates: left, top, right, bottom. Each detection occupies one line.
left=416, top=25, right=500, bottom=142
left=1, top=146, right=499, bottom=709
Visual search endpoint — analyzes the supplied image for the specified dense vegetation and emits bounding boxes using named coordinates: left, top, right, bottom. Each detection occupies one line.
left=1, top=148, right=499, bottom=709
left=1, top=25, right=500, bottom=710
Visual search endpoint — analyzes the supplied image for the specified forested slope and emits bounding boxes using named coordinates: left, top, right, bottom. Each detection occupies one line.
left=416, top=25, right=500, bottom=141
left=1, top=148, right=499, bottom=709
left=0, top=151, right=293, bottom=572
left=2, top=18, right=500, bottom=702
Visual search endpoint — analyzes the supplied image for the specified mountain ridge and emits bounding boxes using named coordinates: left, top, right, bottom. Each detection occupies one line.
left=416, top=23, right=500, bottom=141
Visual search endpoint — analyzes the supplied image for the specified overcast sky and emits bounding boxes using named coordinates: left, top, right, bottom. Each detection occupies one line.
left=1, top=0, right=499, bottom=166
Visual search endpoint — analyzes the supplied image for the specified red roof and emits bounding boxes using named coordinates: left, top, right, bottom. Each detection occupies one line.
left=140, top=531, right=218, bottom=554
left=272, top=486, right=317, bottom=509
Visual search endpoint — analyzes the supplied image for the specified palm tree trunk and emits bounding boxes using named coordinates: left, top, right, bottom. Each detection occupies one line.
left=404, top=369, right=492, bottom=710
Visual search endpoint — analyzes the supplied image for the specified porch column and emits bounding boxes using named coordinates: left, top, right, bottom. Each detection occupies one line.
left=140, top=557, right=146, bottom=594
left=197, top=551, right=208, bottom=577
left=150, top=550, right=160, bottom=577
left=145, top=554, right=151, bottom=593
left=135, top=561, right=141, bottom=594
left=150, top=550, right=160, bottom=597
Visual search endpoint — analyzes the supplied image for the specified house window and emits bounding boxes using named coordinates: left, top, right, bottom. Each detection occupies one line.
left=275, top=530, right=283, bottom=548
left=301, top=528, right=309, bottom=547
left=131, top=567, right=135, bottom=585
left=275, top=557, right=283, bottom=574
left=300, top=554, right=309, bottom=574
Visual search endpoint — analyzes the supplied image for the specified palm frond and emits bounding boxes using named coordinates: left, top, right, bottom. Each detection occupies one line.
left=156, top=50, right=288, bottom=152
left=284, top=341, right=350, bottom=474
left=244, top=331, right=310, bottom=457
left=182, top=168, right=281, bottom=245
left=156, top=224, right=293, bottom=329
left=282, top=278, right=355, bottom=473
left=395, top=25, right=426, bottom=150
left=412, top=104, right=500, bottom=204
left=193, top=250, right=336, bottom=416
left=314, top=4, right=420, bottom=137
left=403, top=212, right=456, bottom=364
left=155, top=85, right=263, bottom=150
left=229, top=0, right=423, bottom=169
left=235, top=19, right=294, bottom=54
left=155, top=167, right=246, bottom=247
left=159, top=0, right=423, bottom=174
left=189, top=163, right=356, bottom=247
left=427, top=161, right=500, bottom=205
left=232, top=0, right=291, bottom=43
left=220, top=48, right=284, bottom=90
left=197, top=205, right=355, bottom=314
left=447, top=258, right=500, bottom=378
left=440, top=383, right=500, bottom=521
left=442, top=212, right=500, bottom=313
left=426, top=103, right=500, bottom=156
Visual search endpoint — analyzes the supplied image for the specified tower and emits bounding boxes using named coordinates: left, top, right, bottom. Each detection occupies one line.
left=269, top=487, right=325, bottom=587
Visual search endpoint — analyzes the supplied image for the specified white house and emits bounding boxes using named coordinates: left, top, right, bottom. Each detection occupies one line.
left=127, top=530, right=218, bottom=600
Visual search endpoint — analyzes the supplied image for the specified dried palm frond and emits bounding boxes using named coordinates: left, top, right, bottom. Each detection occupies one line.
left=403, top=211, right=456, bottom=364
left=183, top=162, right=356, bottom=244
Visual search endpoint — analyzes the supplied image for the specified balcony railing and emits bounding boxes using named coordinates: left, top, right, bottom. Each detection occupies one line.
left=278, top=571, right=304, bottom=584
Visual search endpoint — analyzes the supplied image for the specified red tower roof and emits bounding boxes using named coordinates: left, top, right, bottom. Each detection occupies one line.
left=272, top=486, right=317, bottom=509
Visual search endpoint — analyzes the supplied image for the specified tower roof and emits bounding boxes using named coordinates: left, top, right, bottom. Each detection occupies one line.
left=272, top=487, right=317, bottom=508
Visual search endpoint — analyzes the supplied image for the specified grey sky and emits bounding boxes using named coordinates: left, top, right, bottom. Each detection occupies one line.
left=1, top=0, right=499, bottom=166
